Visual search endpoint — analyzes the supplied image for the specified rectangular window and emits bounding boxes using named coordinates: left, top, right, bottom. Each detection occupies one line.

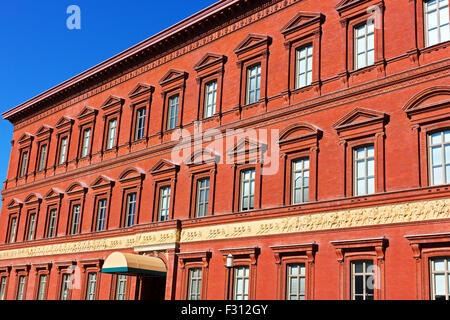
left=167, top=95, right=179, bottom=130
left=26, top=213, right=36, bottom=241
left=17, top=275, right=26, bottom=300
left=240, top=169, right=255, bottom=211
left=187, top=268, right=202, bottom=300
left=135, top=107, right=147, bottom=141
left=351, top=260, right=374, bottom=300
left=0, top=277, right=7, bottom=300
left=37, top=275, right=47, bottom=300
left=246, top=64, right=261, bottom=105
left=354, top=145, right=375, bottom=196
left=196, top=178, right=210, bottom=218
left=86, top=272, right=97, bottom=300
left=8, top=217, right=17, bottom=243
left=158, top=186, right=171, bottom=222
left=125, top=193, right=137, bottom=227
left=106, top=119, right=117, bottom=150
left=60, top=274, right=71, bottom=300
left=96, top=199, right=107, bottom=231
left=204, top=81, right=217, bottom=118
left=19, top=151, right=28, bottom=177
left=37, top=144, right=47, bottom=172
left=292, top=158, right=310, bottom=204
left=81, top=128, right=91, bottom=158
left=286, top=263, right=306, bottom=300
left=295, top=45, right=313, bottom=89
left=115, top=275, right=127, bottom=300
left=58, top=136, right=68, bottom=165
left=354, top=20, right=375, bottom=69
left=233, top=266, right=250, bottom=300
left=425, top=0, right=450, bottom=47
left=429, top=130, right=450, bottom=186
left=47, top=208, right=57, bottom=238
left=69, top=204, right=81, bottom=235
left=430, top=257, right=450, bottom=300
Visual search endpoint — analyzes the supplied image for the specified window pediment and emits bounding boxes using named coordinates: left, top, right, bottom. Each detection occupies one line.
left=333, top=107, right=387, bottom=140
left=186, top=148, right=221, bottom=167
left=101, top=95, right=125, bottom=116
left=336, top=0, right=384, bottom=18
left=227, top=137, right=267, bottom=164
left=128, top=82, right=155, bottom=101
left=77, top=106, right=98, bottom=124
left=234, top=34, right=271, bottom=62
left=149, top=159, right=180, bottom=176
left=90, top=175, right=115, bottom=190
left=159, top=69, right=188, bottom=89
left=18, top=132, right=34, bottom=146
left=403, top=86, right=450, bottom=124
left=118, top=167, right=146, bottom=184
left=24, top=193, right=42, bottom=206
left=55, top=116, right=74, bottom=132
left=7, top=198, right=23, bottom=210
left=194, top=53, right=227, bottom=75
left=44, top=188, right=64, bottom=201
left=65, top=182, right=88, bottom=197
left=279, top=122, right=321, bottom=153
left=34, top=125, right=53, bottom=140
left=280, top=11, right=325, bottom=43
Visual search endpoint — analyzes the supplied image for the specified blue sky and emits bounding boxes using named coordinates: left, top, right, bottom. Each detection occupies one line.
left=0, top=0, right=216, bottom=194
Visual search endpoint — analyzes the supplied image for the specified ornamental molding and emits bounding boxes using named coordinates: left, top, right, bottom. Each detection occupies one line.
left=0, top=198, right=449, bottom=261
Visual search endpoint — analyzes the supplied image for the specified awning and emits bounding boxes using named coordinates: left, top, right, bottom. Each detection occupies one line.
left=101, top=252, right=167, bottom=276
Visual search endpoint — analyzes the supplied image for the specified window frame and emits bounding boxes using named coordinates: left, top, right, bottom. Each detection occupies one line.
left=7, top=214, right=19, bottom=244
left=18, top=149, right=29, bottom=178
left=427, top=129, right=450, bottom=186
left=177, top=251, right=211, bottom=300
left=353, top=144, right=376, bottom=196
left=25, top=210, right=37, bottom=241
left=423, top=0, right=450, bottom=47
left=245, top=63, right=262, bottom=106
left=353, top=20, right=375, bottom=70
left=0, top=271, right=9, bottom=301
left=36, top=142, right=48, bottom=172
left=68, top=201, right=82, bottom=235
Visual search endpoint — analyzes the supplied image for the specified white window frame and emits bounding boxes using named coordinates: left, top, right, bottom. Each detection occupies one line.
left=26, top=212, right=36, bottom=241
left=47, top=208, right=57, bottom=238
left=19, top=150, right=28, bottom=177
left=424, top=0, right=450, bottom=47
left=124, top=193, right=137, bottom=227
left=167, top=95, right=179, bottom=130
left=37, top=143, right=47, bottom=172
left=428, top=130, right=450, bottom=186
left=9, top=217, right=17, bottom=243
left=135, top=107, right=146, bottom=141
left=204, top=80, right=217, bottom=118
left=70, top=204, right=81, bottom=235
left=60, top=273, right=71, bottom=300
left=195, top=178, right=210, bottom=218
left=187, top=268, right=202, bottom=300
left=292, top=158, right=310, bottom=204
left=96, top=198, right=107, bottom=231
left=246, top=64, right=261, bottom=105
left=430, top=257, right=450, bottom=300
left=17, top=275, right=26, bottom=300
left=158, top=186, right=171, bottom=222
left=351, top=260, right=375, bottom=300
left=115, top=275, right=127, bottom=300
left=286, top=263, right=306, bottom=300
left=37, top=274, right=47, bottom=300
left=86, top=272, right=97, bottom=300
left=233, top=266, right=250, bottom=300
left=0, top=276, right=7, bottom=300
left=354, top=20, right=375, bottom=70
left=354, top=145, right=375, bottom=196
left=240, top=169, right=255, bottom=211
left=295, top=44, right=313, bottom=89
left=81, top=128, right=91, bottom=158
left=106, top=118, right=117, bottom=150
left=58, top=136, right=68, bottom=165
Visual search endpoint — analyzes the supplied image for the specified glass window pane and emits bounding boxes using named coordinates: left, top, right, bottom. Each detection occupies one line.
left=367, top=177, right=375, bottom=194
left=434, top=259, right=446, bottom=271
left=431, top=132, right=442, bottom=145
left=432, top=146, right=443, bottom=165
left=434, top=274, right=446, bottom=295
left=445, top=131, right=450, bottom=143
left=428, top=28, right=439, bottom=45
left=355, top=275, right=364, bottom=295
left=357, top=160, right=365, bottom=178
left=433, top=166, right=444, bottom=185
left=357, top=179, right=365, bottom=196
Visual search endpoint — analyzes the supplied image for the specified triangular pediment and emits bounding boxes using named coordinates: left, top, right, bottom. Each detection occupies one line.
left=7, top=198, right=23, bottom=209
left=90, top=175, right=114, bottom=188
left=335, top=0, right=368, bottom=11
left=18, top=132, right=34, bottom=144
left=101, top=95, right=125, bottom=109
left=281, top=12, right=324, bottom=35
left=186, top=148, right=221, bottom=165
left=194, top=53, right=227, bottom=71
left=44, top=188, right=64, bottom=200
left=35, top=125, right=53, bottom=136
left=128, top=83, right=155, bottom=99
left=149, top=159, right=179, bottom=175
left=234, top=34, right=271, bottom=54
left=333, top=108, right=386, bottom=129
left=227, top=137, right=267, bottom=156
left=159, top=69, right=188, bottom=86
left=55, top=116, right=74, bottom=129
left=77, top=106, right=98, bottom=119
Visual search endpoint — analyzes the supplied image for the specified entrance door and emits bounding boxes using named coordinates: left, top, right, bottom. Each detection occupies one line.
left=139, top=275, right=166, bottom=300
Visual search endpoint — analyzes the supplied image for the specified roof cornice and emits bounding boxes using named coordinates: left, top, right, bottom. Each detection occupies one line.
left=2, top=0, right=243, bottom=122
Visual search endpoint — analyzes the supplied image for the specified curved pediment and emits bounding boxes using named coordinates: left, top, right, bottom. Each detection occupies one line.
left=65, top=182, right=88, bottom=194
left=279, top=122, right=321, bottom=142
left=186, top=148, right=221, bottom=166
left=118, top=167, right=145, bottom=181
left=403, top=86, right=450, bottom=113
left=24, top=193, right=43, bottom=205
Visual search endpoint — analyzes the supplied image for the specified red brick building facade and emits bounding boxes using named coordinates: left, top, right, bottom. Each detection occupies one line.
left=0, top=0, right=449, bottom=300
